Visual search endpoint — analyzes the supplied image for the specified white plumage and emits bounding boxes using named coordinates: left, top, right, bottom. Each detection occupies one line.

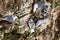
left=36, top=17, right=49, bottom=27
left=29, top=1, right=51, bottom=33
left=33, top=2, right=51, bottom=16
left=4, top=15, right=17, bottom=23
left=28, top=19, right=35, bottom=33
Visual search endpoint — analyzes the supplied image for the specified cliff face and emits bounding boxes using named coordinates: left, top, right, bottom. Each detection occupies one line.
left=0, top=0, right=60, bottom=40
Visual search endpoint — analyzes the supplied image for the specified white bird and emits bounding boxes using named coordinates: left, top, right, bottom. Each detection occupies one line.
left=33, top=1, right=51, bottom=16
left=33, top=2, right=47, bottom=12
left=3, top=15, right=17, bottom=23
left=36, top=16, right=50, bottom=27
left=28, top=16, right=50, bottom=33
left=28, top=19, right=35, bottom=33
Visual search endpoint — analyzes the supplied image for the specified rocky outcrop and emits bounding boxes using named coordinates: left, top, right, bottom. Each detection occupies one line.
left=0, top=0, right=60, bottom=40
